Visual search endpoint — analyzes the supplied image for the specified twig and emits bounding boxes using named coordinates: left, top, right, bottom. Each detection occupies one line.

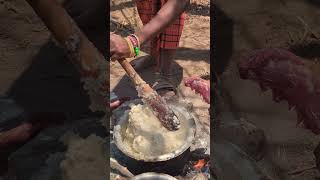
left=281, top=3, right=320, bottom=42
left=287, top=165, right=316, bottom=175
left=286, top=30, right=295, bottom=45
left=296, top=16, right=320, bottom=40
left=111, top=1, right=137, bottom=30
left=110, top=17, right=133, bottom=35
left=110, top=158, right=134, bottom=178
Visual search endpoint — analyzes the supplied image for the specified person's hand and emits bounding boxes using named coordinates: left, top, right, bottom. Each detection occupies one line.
left=110, top=33, right=131, bottom=61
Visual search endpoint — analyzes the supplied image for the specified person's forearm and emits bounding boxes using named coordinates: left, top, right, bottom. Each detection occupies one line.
left=135, top=0, right=189, bottom=45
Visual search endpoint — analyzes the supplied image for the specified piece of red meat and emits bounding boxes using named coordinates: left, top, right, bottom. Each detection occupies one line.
left=185, top=77, right=210, bottom=104
left=238, top=48, right=320, bottom=134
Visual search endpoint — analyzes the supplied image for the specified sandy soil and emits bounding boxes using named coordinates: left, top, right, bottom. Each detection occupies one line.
left=216, top=0, right=320, bottom=179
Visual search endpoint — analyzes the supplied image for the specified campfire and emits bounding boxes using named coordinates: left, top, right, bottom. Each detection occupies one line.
left=194, top=159, right=206, bottom=170
left=179, top=150, right=212, bottom=179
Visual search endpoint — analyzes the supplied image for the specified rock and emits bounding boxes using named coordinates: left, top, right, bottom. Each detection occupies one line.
left=60, top=134, right=107, bottom=180
left=213, top=139, right=269, bottom=180
left=217, top=118, right=266, bottom=160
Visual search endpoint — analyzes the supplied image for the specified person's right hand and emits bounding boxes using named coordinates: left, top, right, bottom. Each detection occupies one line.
left=110, top=33, right=132, bottom=61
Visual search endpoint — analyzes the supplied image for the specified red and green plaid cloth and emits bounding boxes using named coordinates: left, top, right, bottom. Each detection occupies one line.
left=135, top=0, right=186, bottom=64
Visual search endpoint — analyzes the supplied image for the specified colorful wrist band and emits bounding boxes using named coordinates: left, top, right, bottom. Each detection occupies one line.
left=130, top=34, right=140, bottom=48
left=124, top=37, right=135, bottom=58
left=127, top=35, right=140, bottom=57
left=128, top=36, right=138, bottom=47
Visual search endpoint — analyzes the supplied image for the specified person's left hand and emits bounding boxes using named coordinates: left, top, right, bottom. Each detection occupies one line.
left=110, top=33, right=131, bottom=61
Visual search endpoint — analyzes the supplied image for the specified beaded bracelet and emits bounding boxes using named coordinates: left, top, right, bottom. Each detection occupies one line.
left=130, top=34, right=140, bottom=48
left=127, top=37, right=139, bottom=57
left=127, top=34, right=140, bottom=57
left=124, top=37, right=135, bottom=58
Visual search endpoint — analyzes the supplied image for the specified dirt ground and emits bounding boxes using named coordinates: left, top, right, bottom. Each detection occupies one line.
left=216, top=0, right=320, bottom=179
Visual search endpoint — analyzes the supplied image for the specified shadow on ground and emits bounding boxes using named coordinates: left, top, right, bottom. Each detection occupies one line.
left=214, top=6, right=233, bottom=75
left=176, top=47, right=210, bottom=62
left=112, top=60, right=184, bottom=98
left=6, top=23, right=107, bottom=114
left=111, top=44, right=209, bottom=98
left=307, top=0, right=320, bottom=8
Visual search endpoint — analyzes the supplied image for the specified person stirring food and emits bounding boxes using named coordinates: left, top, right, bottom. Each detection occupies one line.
left=110, top=0, right=190, bottom=99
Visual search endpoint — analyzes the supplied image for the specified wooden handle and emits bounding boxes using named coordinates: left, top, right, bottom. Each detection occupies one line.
left=118, top=59, right=154, bottom=94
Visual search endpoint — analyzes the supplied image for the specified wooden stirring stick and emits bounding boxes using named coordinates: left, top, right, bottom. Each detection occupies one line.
left=117, top=58, right=180, bottom=131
